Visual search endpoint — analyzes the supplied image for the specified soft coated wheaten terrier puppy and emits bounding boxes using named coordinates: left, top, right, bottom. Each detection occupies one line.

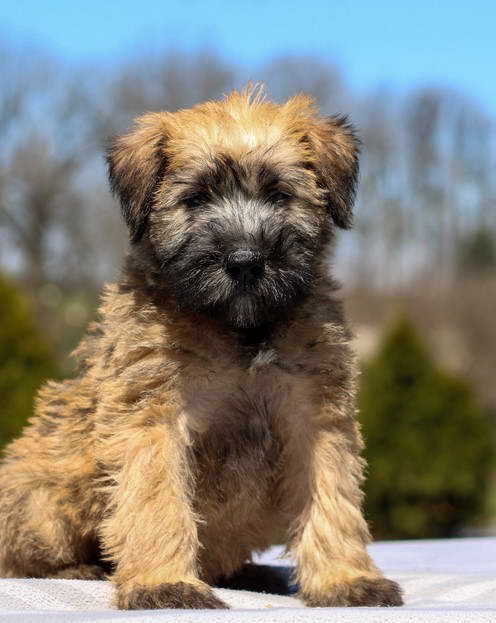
left=0, top=88, right=402, bottom=610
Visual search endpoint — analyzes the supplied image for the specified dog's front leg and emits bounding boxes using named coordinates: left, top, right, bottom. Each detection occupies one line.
left=100, top=421, right=228, bottom=610
left=290, top=418, right=403, bottom=607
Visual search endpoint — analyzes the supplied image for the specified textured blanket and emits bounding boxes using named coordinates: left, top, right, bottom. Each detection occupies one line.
left=0, top=537, right=494, bottom=622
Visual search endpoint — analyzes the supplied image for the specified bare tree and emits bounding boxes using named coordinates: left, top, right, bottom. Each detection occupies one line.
left=258, top=55, right=347, bottom=112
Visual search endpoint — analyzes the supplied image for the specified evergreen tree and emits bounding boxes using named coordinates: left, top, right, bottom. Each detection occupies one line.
left=359, top=315, right=493, bottom=538
left=458, top=226, right=496, bottom=274
left=0, top=274, right=58, bottom=449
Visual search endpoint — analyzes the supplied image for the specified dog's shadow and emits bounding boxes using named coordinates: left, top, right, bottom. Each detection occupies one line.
left=216, top=563, right=297, bottom=596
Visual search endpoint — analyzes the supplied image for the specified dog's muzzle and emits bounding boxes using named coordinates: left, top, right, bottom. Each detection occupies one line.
left=225, top=248, right=265, bottom=288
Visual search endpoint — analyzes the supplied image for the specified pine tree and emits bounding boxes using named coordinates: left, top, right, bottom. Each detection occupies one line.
left=0, top=274, right=58, bottom=449
left=458, top=226, right=496, bottom=274
left=359, top=315, right=493, bottom=539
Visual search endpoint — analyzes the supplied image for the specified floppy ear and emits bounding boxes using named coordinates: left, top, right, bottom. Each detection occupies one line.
left=308, top=115, right=360, bottom=229
left=106, top=113, right=169, bottom=242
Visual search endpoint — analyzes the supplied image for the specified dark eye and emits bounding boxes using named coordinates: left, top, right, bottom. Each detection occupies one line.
left=270, top=190, right=292, bottom=204
left=183, top=191, right=209, bottom=209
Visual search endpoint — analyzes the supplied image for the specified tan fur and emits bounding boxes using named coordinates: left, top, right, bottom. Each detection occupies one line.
left=0, top=88, right=402, bottom=609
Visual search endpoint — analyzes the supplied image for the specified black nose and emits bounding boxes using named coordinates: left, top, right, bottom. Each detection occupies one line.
left=225, top=249, right=265, bottom=286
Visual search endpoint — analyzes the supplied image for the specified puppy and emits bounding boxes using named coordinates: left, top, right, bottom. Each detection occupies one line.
left=0, top=88, right=402, bottom=609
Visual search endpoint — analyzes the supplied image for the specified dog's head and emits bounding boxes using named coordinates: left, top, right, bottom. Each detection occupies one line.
left=107, top=87, right=359, bottom=328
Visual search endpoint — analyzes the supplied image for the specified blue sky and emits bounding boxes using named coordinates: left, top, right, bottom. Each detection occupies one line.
left=1, top=0, right=495, bottom=113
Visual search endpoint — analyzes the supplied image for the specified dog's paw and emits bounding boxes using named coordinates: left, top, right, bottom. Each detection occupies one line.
left=301, top=576, right=403, bottom=607
left=117, top=582, right=229, bottom=610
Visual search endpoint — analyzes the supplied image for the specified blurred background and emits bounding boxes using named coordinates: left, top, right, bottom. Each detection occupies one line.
left=0, top=0, right=495, bottom=539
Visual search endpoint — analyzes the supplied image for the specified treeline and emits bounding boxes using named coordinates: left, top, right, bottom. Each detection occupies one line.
left=1, top=44, right=494, bottom=297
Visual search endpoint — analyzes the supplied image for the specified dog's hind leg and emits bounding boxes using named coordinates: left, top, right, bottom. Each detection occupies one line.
left=45, top=564, right=108, bottom=580
left=215, top=563, right=293, bottom=595
left=0, top=462, right=105, bottom=580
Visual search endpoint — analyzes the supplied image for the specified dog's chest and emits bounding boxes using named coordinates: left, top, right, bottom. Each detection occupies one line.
left=181, top=338, right=316, bottom=504
left=199, top=383, right=281, bottom=463
left=190, top=366, right=290, bottom=503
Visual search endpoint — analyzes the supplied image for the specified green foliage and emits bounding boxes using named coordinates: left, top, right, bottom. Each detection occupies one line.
left=0, top=274, right=58, bottom=449
left=359, top=315, right=494, bottom=539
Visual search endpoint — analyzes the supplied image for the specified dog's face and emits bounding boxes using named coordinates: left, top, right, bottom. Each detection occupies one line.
left=107, top=89, right=359, bottom=328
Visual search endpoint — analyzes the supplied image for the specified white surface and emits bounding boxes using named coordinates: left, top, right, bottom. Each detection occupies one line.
left=0, top=538, right=494, bottom=622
